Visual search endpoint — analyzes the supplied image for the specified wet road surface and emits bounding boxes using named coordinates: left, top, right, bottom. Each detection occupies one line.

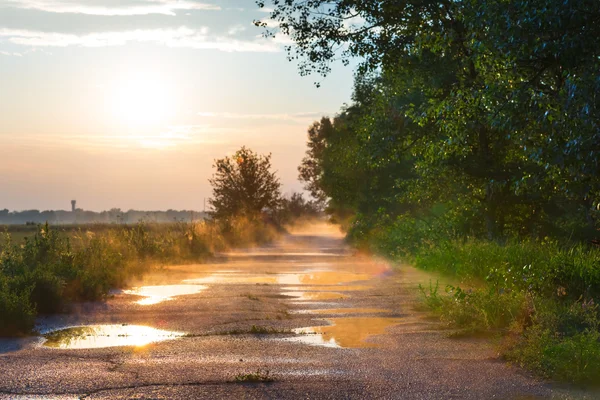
left=0, top=224, right=594, bottom=399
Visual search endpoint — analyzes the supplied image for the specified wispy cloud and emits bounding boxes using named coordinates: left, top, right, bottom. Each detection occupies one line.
left=227, top=24, right=247, bottom=36
left=197, top=111, right=326, bottom=122
left=8, top=125, right=231, bottom=151
left=2, top=0, right=220, bottom=16
left=0, top=50, right=23, bottom=56
left=0, top=27, right=280, bottom=52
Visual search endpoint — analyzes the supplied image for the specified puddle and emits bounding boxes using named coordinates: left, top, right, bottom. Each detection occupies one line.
left=280, top=271, right=372, bottom=285
left=225, top=252, right=342, bottom=257
left=122, top=284, right=208, bottom=305
left=288, top=317, right=403, bottom=348
left=42, top=325, right=184, bottom=349
left=295, top=308, right=389, bottom=315
left=284, top=285, right=371, bottom=292
left=282, top=291, right=348, bottom=301
left=185, top=274, right=279, bottom=285
left=185, top=271, right=373, bottom=286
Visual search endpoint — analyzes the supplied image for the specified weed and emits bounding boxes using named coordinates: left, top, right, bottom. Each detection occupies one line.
left=412, top=239, right=600, bottom=385
left=234, top=369, right=274, bottom=383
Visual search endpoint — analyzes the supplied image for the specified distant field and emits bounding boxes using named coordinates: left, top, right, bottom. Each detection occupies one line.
left=1, top=224, right=134, bottom=246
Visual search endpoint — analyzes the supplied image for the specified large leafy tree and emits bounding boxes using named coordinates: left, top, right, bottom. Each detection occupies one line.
left=259, top=0, right=600, bottom=240
left=209, top=147, right=282, bottom=219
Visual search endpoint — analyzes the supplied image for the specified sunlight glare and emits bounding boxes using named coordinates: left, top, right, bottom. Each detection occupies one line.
left=111, top=74, right=175, bottom=127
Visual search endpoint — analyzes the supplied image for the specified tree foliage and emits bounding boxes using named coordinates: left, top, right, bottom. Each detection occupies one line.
left=261, top=0, right=600, bottom=240
left=209, top=147, right=282, bottom=220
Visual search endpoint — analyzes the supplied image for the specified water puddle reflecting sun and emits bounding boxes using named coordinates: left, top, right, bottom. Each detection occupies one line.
left=282, top=291, right=348, bottom=301
left=295, top=308, right=389, bottom=315
left=43, top=325, right=184, bottom=349
left=184, top=271, right=373, bottom=286
left=284, top=285, right=371, bottom=292
left=287, top=317, right=403, bottom=348
left=123, top=284, right=208, bottom=305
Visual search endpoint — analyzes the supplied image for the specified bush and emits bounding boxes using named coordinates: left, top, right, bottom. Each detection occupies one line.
left=508, top=302, right=600, bottom=385
left=411, top=238, right=600, bottom=385
left=361, top=214, right=600, bottom=385
left=0, top=218, right=279, bottom=336
left=0, top=276, right=35, bottom=336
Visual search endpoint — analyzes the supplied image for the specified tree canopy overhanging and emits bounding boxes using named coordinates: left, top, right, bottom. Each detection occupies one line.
left=260, top=0, right=600, bottom=240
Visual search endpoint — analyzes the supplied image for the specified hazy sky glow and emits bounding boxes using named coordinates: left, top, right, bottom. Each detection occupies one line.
left=0, top=0, right=354, bottom=211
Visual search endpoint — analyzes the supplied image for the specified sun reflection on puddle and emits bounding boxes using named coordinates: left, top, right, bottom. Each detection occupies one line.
left=184, top=271, right=373, bottom=286
left=123, top=284, right=208, bottom=305
left=43, top=325, right=184, bottom=349
left=287, top=317, right=403, bottom=348
left=282, top=291, right=347, bottom=301
left=294, top=308, right=389, bottom=315
left=224, top=252, right=343, bottom=257
left=284, top=285, right=371, bottom=292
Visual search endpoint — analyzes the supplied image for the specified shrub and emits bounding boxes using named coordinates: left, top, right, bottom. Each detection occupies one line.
left=0, top=218, right=280, bottom=336
left=0, top=276, right=35, bottom=336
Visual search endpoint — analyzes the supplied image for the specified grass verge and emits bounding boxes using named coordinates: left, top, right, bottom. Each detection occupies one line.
left=415, top=240, right=600, bottom=386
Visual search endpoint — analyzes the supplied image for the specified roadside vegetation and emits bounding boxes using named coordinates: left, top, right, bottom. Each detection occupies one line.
left=0, top=147, right=319, bottom=337
left=234, top=369, right=274, bottom=383
left=0, top=219, right=278, bottom=336
left=258, top=0, right=600, bottom=386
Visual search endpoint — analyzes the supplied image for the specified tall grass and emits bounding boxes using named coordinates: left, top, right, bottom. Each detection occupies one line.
left=0, top=217, right=279, bottom=336
left=355, top=216, right=600, bottom=385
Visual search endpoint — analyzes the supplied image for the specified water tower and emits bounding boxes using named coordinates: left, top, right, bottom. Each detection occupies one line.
left=71, top=200, right=76, bottom=212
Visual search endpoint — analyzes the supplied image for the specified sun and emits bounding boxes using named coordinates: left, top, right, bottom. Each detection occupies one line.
left=111, top=75, right=175, bottom=127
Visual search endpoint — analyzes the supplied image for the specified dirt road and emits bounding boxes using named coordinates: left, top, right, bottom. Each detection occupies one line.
left=0, top=224, right=588, bottom=399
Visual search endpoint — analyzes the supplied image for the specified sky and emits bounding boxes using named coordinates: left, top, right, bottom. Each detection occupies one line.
left=0, top=0, right=355, bottom=212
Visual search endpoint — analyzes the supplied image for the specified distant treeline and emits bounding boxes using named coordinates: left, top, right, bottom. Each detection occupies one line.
left=0, top=208, right=206, bottom=225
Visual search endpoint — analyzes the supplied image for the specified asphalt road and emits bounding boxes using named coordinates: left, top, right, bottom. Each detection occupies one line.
left=0, top=224, right=594, bottom=399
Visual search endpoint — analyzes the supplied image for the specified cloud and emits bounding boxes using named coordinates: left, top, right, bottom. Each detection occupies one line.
left=2, top=0, right=220, bottom=16
left=197, top=111, right=327, bottom=122
left=227, top=24, right=247, bottom=36
left=0, top=27, right=280, bottom=52
left=8, top=125, right=231, bottom=151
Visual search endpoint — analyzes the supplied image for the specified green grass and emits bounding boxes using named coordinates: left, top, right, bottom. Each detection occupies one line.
left=356, top=217, right=600, bottom=386
left=413, top=241, right=600, bottom=386
left=0, top=218, right=279, bottom=336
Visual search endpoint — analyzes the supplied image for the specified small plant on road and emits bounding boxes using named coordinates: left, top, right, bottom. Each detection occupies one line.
left=234, top=369, right=274, bottom=383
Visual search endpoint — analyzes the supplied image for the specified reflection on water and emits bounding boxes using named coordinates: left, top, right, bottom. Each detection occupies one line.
left=185, top=274, right=278, bottom=285
left=225, top=252, right=342, bottom=257
left=123, top=284, right=208, bottom=305
left=289, top=317, right=403, bottom=348
left=43, top=325, right=184, bottom=349
left=184, top=271, right=372, bottom=286
left=282, top=291, right=348, bottom=301
left=284, top=285, right=371, bottom=292
left=295, top=308, right=389, bottom=315
left=282, top=271, right=372, bottom=285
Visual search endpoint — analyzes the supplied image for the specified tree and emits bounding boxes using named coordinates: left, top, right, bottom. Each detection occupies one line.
left=258, top=0, right=600, bottom=240
left=298, top=117, right=334, bottom=207
left=209, top=147, right=282, bottom=219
